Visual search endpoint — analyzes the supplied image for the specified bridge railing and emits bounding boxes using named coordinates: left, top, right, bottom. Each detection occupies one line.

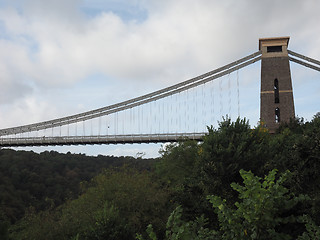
left=0, top=132, right=206, bottom=146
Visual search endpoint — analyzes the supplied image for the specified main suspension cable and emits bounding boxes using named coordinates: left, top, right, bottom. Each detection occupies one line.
left=0, top=52, right=262, bottom=136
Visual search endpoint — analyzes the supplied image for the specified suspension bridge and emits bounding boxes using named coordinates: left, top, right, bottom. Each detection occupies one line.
left=0, top=37, right=319, bottom=147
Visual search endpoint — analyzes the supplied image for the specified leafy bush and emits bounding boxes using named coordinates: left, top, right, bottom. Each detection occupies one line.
left=139, top=169, right=320, bottom=240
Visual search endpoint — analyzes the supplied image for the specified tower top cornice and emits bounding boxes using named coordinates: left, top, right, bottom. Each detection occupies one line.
left=259, top=36, right=290, bottom=58
left=259, top=36, right=290, bottom=50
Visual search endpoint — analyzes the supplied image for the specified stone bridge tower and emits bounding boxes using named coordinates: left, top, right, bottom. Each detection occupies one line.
left=259, top=37, right=295, bottom=133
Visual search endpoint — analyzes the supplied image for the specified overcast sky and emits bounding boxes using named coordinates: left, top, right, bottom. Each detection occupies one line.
left=0, top=0, right=319, bottom=157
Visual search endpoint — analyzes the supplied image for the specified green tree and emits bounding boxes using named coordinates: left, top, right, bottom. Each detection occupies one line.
left=137, top=206, right=216, bottom=240
left=208, top=169, right=308, bottom=239
left=0, top=210, right=9, bottom=240
left=10, top=167, right=170, bottom=240
left=268, top=113, right=320, bottom=224
left=199, top=118, right=271, bottom=201
left=156, top=140, right=199, bottom=187
left=154, top=118, right=274, bottom=228
left=156, top=141, right=207, bottom=221
left=140, top=169, right=319, bottom=240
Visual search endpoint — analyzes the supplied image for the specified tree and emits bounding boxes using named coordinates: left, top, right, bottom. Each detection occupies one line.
left=199, top=117, right=271, bottom=201
left=10, top=167, right=170, bottom=240
left=139, top=169, right=320, bottom=240
left=208, top=169, right=309, bottom=239
left=154, top=118, right=274, bottom=228
left=136, top=205, right=216, bottom=240
left=0, top=211, right=9, bottom=240
left=156, top=140, right=199, bottom=187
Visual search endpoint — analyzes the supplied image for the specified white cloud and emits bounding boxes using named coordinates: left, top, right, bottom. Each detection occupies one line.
left=0, top=95, right=59, bottom=128
left=1, top=0, right=320, bottom=90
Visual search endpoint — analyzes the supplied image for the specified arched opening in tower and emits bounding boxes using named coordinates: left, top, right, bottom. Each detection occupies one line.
left=274, top=79, right=279, bottom=103
left=275, top=107, right=280, bottom=123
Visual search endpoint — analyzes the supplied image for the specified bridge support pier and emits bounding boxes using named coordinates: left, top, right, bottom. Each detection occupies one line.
left=259, top=37, right=295, bottom=133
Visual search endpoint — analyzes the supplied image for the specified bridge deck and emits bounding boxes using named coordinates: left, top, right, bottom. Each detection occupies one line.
left=0, top=133, right=205, bottom=147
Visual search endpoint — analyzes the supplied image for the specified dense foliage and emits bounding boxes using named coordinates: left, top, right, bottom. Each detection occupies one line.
left=1, top=113, right=319, bottom=239
left=9, top=167, right=170, bottom=240
left=0, top=149, right=156, bottom=224
left=139, top=169, right=320, bottom=240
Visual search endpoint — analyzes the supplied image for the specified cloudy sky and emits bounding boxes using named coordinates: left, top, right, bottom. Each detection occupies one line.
left=0, top=0, right=319, bottom=157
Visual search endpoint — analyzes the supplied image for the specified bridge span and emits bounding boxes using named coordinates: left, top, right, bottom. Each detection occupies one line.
left=0, top=133, right=205, bottom=147
left=0, top=37, right=319, bottom=147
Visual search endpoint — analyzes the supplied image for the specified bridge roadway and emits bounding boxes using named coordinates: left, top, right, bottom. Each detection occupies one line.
left=0, top=133, right=205, bottom=147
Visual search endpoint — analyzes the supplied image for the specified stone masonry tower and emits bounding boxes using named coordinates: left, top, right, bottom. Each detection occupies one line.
left=259, top=37, right=295, bottom=133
